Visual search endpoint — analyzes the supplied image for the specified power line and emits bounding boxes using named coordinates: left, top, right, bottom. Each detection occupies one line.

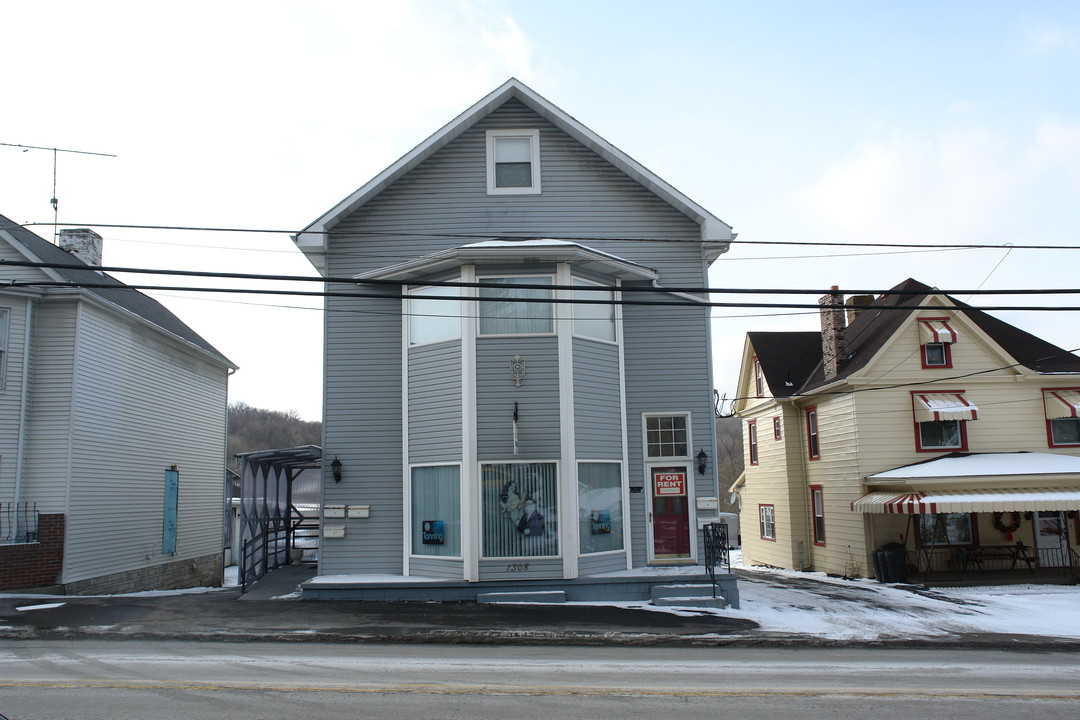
left=14, top=220, right=1080, bottom=251
left=2, top=256, right=1080, bottom=300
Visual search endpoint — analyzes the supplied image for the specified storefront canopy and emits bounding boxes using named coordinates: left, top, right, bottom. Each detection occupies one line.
left=851, top=487, right=1080, bottom=514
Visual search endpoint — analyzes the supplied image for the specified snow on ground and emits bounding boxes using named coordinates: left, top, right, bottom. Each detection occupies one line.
left=711, top=551, right=1080, bottom=640
left=3, top=554, right=1078, bottom=641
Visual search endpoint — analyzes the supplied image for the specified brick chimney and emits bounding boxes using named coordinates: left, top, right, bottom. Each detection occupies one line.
left=845, top=294, right=874, bottom=324
left=819, top=286, right=846, bottom=380
left=58, top=228, right=102, bottom=267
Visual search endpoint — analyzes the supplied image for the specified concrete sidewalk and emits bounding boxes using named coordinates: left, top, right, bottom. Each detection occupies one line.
left=2, top=565, right=1078, bottom=649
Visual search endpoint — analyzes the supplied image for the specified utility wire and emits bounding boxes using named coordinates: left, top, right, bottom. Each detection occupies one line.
left=15, top=221, right=1080, bottom=251
left=1, top=257, right=1079, bottom=300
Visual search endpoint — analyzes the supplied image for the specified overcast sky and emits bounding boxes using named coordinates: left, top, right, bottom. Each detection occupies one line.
left=2, top=1, right=1078, bottom=421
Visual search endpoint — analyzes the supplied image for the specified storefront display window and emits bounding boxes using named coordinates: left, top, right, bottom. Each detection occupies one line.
left=482, top=463, right=558, bottom=557
left=411, top=465, right=461, bottom=556
left=578, top=462, right=623, bottom=554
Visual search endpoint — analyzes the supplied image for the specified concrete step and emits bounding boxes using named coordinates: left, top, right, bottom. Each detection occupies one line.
left=652, top=595, right=728, bottom=609
left=649, top=583, right=719, bottom=602
left=477, top=590, right=567, bottom=604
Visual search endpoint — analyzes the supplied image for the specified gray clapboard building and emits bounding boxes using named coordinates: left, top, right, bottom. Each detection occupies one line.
left=295, top=79, right=737, bottom=604
left=0, top=218, right=234, bottom=594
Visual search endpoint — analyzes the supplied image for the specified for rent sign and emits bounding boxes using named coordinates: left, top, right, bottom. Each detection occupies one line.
left=653, top=471, right=686, bottom=496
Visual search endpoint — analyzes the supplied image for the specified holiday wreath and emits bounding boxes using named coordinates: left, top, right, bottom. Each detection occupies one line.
left=992, top=511, right=1023, bottom=540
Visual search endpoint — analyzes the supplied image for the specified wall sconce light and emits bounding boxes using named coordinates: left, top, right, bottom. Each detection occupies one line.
left=696, top=448, right=708, bottom=476
left=331, top=456, right=343, bottom=483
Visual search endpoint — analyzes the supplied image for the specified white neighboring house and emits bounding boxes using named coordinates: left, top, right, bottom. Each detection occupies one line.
left=0, top=217, right=235, bottom=594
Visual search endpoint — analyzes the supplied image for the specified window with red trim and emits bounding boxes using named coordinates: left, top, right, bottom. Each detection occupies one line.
left=758, top=504, right=775, bottom=540
left=747, top=420, right=758, bottom=465
left=1043, top=388, right=1080, bottom=448
left=918, top=317, right=956, bottom=369
left=810, top=485, right=825, bottom=545
left=912, top=391, right=975, bottom=452
left=921, top=342, right=952, bottom=368
left=805, top=406, right=819, bottom=460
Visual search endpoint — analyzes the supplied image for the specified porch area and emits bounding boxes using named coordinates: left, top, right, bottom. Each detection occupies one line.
left=852, top=453, right=1080, bottom=586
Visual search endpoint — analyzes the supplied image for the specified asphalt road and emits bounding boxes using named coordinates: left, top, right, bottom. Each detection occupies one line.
left=2, top=641, right=1079, bottom=719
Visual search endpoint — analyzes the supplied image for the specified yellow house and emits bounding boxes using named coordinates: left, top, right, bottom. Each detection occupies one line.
left=732, top=279, right=1080, bottom=583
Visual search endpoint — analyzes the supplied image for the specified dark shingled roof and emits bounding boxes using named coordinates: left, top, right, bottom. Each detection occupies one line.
left=0, top=214, right=233, bottom=367
left=751, top=278, right=1080, bottom=397
left=747, top=331, right=823, bottom=398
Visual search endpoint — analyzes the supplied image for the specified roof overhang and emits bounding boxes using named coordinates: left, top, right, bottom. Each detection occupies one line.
left=864, top=452, right=1080, bottom=487
left=293, top=79, right=734, bottom=273
left=355, top=239, right=659, bottom=283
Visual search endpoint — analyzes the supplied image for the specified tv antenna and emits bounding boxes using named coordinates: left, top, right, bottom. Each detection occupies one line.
left=1, top=141, right=117, bottom=240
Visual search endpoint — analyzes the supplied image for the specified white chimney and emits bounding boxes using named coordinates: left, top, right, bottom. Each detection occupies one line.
left=58, top=228, right=103, bottom=267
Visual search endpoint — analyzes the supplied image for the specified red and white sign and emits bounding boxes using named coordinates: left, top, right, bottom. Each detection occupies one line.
left=653, top=471, right=686, bottom=496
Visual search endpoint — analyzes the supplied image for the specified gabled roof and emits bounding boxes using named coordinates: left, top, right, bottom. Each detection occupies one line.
left=750, top=278, right=1080, bottom=398
left=0, top=215, right=234, bottom=367
left=294, top=78, right=734, bottom=263
left=747, top=331, right=823, bottom=398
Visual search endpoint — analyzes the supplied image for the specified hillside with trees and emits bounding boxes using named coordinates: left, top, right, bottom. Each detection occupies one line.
left=227, top=402, right=322, bottom=470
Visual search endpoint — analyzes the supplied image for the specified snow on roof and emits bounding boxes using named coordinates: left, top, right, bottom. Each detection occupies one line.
left=869, top=452, right=1080, bottom=480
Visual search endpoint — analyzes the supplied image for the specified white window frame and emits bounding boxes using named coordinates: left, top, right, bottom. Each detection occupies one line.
left=759, top=504, right=776, bottom=540
left=407, top=284, right=461, bottom=346
left=571, top=276, right=617, bottom=343
left=644, top=413, right=691, bottom=459
left=477, top=275, right=554, bottom=337
left=486, top=129, right=541, bottom=195
left=0, top=308, right=8, bottom=389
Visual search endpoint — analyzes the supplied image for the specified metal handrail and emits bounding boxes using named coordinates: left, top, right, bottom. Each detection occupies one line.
left=702, top=523, right=730, bottom=597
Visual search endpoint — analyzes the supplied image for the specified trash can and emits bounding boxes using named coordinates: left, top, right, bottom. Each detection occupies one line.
left=872, top=549, right=887, bottom=582
left=882, top=542, right=907, bottom=584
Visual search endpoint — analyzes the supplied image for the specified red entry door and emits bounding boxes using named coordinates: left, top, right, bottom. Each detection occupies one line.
left=651, top=467, right=691, bottom=560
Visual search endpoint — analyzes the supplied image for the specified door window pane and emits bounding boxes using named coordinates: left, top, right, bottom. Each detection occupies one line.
left=646, top=415, right=688, bottom=458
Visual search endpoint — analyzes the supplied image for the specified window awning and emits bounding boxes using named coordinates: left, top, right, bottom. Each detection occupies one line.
left=919, top=318, right=957, bottom=344
left=1044, top=389, right=1080, bottom=419
left=913, top=392, right=978, bottom=422
left=851, top=488, right=1080, bottom=514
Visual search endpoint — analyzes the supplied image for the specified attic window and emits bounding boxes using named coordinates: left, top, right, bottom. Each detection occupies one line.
left=487, top=129, right=541, bottom=195
left=919, top=317, right=956, bottom=368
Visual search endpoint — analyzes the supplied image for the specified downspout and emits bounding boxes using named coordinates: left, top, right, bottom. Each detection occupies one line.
left=13, top=298, right=34, bottom=537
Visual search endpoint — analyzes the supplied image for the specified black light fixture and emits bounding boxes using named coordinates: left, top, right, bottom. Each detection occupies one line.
left=331, top=456, right=343, bottom=483
left=696, top=448, right=708, bottom=476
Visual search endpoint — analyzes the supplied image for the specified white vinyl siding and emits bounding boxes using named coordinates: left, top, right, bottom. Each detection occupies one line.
left=63, top=300, right=228, bottom=584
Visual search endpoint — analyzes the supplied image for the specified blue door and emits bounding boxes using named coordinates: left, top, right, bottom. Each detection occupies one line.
left=162, top=467, right=179, bottom=554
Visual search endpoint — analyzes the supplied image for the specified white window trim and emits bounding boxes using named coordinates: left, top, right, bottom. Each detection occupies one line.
left=486, top=128, right=541, bottom=195
left=570, top=276, right=618, bottom=344
left=407, top=462, right=465, bottom=561
left=642, top=412, right=693, bottom=460
left=477, top=274, right=556, bottom=337
left=406, top=284, right=462, bottom=347
left=0, top=307, right=8, bottom=390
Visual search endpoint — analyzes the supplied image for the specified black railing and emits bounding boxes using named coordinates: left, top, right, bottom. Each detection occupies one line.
left=703, top=522, right=730, bottom=596
left=0, top=502, right=38, bottom=544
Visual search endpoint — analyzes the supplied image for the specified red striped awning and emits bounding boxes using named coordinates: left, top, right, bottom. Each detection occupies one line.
left=1044, top=389, right=1080, bottom=420
left=913, top=392, right=978, bottom=422
left=919, top=318, right=957, bottom=344
left=851, top=488, right=1080, bottom=514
